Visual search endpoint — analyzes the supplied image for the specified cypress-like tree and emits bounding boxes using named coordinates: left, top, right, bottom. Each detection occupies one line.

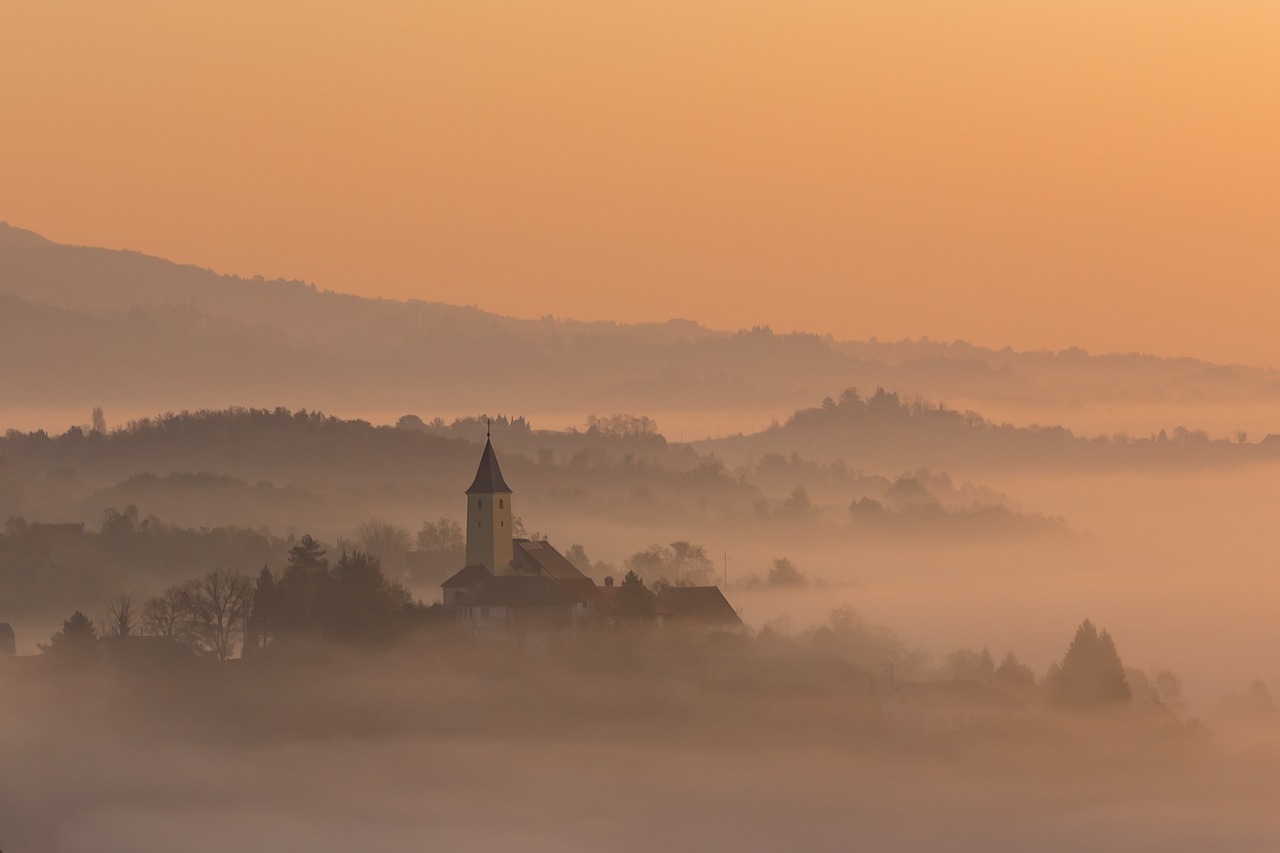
left=1046, top=619, right=1132, bottom=708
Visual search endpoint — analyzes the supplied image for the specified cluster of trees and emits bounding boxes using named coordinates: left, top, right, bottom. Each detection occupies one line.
left=624, top=541, right=716, bottom=586
left=37, top=535, right=417, bottom=662
left=708, top=385, right=1276, bottom=472
left=737, top=558, right=809, bottom=589
left=247, top=536, right=413, bottom=648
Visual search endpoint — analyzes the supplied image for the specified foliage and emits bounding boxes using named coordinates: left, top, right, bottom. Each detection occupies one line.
left=624, top=541, right=714, bottom=585
left=765, top=558, right=807, bottom=588
left=39, top=610, right=98, bottom=657
left=416, top=517, right=464, bottom=552
left=1045, top=619, right=1132, bottom=708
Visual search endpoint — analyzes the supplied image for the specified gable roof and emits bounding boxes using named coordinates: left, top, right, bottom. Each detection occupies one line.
left=466, top=437, right=512, bottom=494
left=658, top=586, right=742, bottom=625
left=512, top=538, right=588, bottom=581
left=441, top=564, right=493, bottom=588
left=461, top=575, right=581, bottom=608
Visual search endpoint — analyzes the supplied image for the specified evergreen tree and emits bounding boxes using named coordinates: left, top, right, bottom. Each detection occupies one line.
left=1045, top=619, right=1131, bottom=708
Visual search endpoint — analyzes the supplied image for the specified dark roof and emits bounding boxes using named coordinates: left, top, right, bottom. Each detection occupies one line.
left=595, top=584, right=671, bottom=616
left=466, top=438, right=512, bottom=494
left=658, top=586, right=742, bottom=625
left=512, top=539, right=588, bottom=581
left=461, top=575, right=579, bottom=608
left=441, top=564, right=493, bottom=588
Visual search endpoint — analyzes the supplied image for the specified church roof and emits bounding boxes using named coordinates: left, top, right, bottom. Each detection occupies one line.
left=440, top=564, right=492, bottom=588
left=512, top=538, right=588, bottom=581
left=466, top=437, right=512, bottom=494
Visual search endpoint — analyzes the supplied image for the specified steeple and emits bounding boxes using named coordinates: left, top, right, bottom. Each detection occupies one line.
left=464, top=429, right=515, bottom=574
left=466, top=435, right=511, bottom=495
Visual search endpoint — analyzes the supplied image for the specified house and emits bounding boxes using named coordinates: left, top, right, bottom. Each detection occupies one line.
left=658, top=585, right=742, bottom=630
left=441, top=430, right=737, bottom=637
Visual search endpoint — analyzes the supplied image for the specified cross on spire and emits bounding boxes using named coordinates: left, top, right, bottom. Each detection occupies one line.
left=486, top=417, right=491, bottom=439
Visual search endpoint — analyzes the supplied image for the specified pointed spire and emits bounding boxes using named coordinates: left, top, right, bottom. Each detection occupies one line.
left=466, top=435, right=512, bottom=494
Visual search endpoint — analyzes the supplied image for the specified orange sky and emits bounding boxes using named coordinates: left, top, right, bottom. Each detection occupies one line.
left=2, top=2, right=1278, bottom=365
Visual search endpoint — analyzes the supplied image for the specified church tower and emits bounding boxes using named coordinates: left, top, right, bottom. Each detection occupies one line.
left=465, top=428, right=514, bottom=575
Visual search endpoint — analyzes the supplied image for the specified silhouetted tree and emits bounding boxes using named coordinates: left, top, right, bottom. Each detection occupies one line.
left=1045, top=619, right=1131, bottom=708
left=142, top=582, right=198, bottom=648
left=994, top=651, right=1036, bottom=689
left=278, top=535, right=329, bottom=635
left=39, top=610, right=97, bottom=657
left=101, top=595, right=136, bottom=638
left=186, top=569, right=253, bottom=661
left=246, top=566, right=279, bottom=654
left=356, top=518, right=411, bottom=562
left=323, top=551, right=411, bottom=642
left=615, top=570, right=655, bottom=622
left=766, top=558, right=807, bottom=587
left=91, top=406, right=107, bottom=435
left=416, top=517, right=464, bottom=552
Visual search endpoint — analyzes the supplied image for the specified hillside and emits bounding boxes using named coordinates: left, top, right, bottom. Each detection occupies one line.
left=4, top=222, right=1279, bottom=427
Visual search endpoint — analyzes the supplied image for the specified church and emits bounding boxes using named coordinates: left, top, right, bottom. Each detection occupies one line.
left=440, top=433, right=741, bottom=638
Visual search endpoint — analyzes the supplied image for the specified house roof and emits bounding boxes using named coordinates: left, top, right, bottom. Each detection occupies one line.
left=466, top=438, right=512, bottom=494
left=595, top=583, right=671, bottom=616
left=513, top=538, right=588, bottom=581
left=441, top=564, right=493, bottom=588
left=460, top=575, right=581, bottom=608
left=658, top=586, right=742, bottom=625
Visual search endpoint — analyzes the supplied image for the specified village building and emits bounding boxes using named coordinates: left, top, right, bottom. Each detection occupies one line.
left=441, top=432, right=740, bottom=637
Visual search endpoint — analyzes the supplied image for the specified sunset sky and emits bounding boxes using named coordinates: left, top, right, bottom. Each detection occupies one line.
left=2, top=2, right=1278, bottom=365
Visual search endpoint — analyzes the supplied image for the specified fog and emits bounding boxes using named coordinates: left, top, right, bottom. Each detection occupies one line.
left=4, top=225, right=1280, bottom=849
left=3, top=636, right=1278, bottom=853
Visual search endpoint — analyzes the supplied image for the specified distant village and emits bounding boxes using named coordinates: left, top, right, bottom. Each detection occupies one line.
left=0, top=432, right=742, bottom=664
left=440, top=432, right=741, bottom=639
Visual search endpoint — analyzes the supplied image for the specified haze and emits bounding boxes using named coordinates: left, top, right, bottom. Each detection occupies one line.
left=3, top=1, right=1279, bottom=365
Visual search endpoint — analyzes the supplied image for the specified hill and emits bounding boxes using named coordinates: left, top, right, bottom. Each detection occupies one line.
left=4, top=222, right=1279, bottom=427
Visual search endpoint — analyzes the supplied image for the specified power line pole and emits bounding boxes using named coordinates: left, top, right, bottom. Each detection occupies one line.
left=723, top=549, right=729, bottom=587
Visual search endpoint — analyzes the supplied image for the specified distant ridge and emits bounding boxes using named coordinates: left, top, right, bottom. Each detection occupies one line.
left=2, top=222, right=1277, bottom=420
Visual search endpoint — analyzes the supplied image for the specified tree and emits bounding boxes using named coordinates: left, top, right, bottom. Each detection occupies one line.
left=323, top=551, right=411, bottom=642
left=91, top=406, right=107, bottom=435
left=278, top=535, right=329, bottom=635
left=1045, top=619, right=1131, bottom=708
left=39, top=610, right=98, bottom=657
left=766, top=558, right=807, bottom=587
left=246, top=566, right=279, bottom=654
left=101, top=595, right=137, bottom=638
left=615, top=570, right=655, bottom=622
left=356, top=518, right=412, bottom=561
left=994, top=651, right=1036, bottom=689
left=142, top=582, right=198, bottom=648
left=416, top=517, right=464, bottom=552
left=187, top=569, right=253, bottom=661
left=670, top=541, right=714, bottom=585
left=565, top=544, right=614, bottom=580
left=624, top=541, right=714, bottom=586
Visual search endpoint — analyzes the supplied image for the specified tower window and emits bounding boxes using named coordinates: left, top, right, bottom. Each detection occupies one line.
left=499, top=499, right=504, bottom=509
left=477, top=499, right=482, bottom=508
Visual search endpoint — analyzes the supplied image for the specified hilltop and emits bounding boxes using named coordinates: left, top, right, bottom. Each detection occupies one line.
left=4, top=222, right=1279, bottom=423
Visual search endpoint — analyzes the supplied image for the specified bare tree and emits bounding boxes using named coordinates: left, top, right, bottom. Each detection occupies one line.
left=356, top=518, right=412, bottom=561
left=142, top=582, right=198, bottom=647
left=187, top=569, right=253, bottom=661
left=101, top=595, right=137, bottom=638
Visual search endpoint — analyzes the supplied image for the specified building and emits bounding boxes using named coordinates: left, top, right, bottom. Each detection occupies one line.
left=441, top=432, right=738, bottom=638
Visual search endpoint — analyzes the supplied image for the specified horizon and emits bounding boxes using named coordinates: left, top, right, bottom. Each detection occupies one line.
left=5, top=219, right=1277, bottom=373
left=3, top=2, right=1278, bottom=367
